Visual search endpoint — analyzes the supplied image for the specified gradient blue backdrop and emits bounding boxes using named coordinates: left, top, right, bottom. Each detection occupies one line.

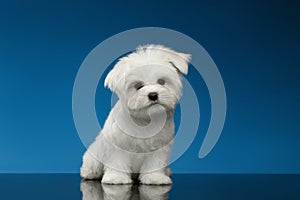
left=0, top=0, right=299, bottom=173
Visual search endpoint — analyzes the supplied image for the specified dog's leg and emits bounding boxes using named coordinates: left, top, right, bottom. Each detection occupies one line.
left=139, top=169, right=172, bottom=185
left=139, top=148, right=172, bottom=185
left=101, top=168, right=133, bottom=185
left=80, top=151, right=103, bottom=179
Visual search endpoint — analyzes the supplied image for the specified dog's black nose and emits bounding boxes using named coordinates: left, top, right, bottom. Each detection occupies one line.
left=148, top=92, right=158, bottom=101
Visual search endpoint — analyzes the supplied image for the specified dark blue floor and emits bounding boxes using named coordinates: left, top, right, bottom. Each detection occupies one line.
left=0, top=174, right=299, bottom=199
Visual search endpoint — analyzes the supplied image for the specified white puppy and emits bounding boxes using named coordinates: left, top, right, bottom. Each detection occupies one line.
left=80, top=44, right=191, bottom=185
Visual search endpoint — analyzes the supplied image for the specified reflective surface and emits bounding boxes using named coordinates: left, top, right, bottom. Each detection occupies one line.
left=81, top=180, right=171, bottom=200
left=0, top=174, right=299, bottom=199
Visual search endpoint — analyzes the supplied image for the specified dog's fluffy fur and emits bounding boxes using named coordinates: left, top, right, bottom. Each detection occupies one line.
left=80, top=45, right=191, bottom=185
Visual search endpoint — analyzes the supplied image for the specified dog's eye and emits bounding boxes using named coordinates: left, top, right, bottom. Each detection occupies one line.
left=157, top=79, right=165, bottom=85
left=134, top=82, right=144, bottom=90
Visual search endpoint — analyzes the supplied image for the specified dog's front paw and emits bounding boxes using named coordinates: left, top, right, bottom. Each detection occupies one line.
left=140, top=173, right=172, bottom=185
left=101, top=171, right=133, bottom=185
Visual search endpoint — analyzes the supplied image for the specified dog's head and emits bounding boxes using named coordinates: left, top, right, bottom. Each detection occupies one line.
left=104, top=45, right=191, bottom=112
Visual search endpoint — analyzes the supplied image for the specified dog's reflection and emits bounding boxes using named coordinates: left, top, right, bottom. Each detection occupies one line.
left=81, top=180, right=171, bottom=200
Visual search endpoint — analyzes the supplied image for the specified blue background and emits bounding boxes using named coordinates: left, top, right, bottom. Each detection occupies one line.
left=0, top=0, right=299, bottom=173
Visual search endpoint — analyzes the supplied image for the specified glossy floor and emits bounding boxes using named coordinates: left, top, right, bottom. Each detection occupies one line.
left=1, top=174, right=299, bottom=199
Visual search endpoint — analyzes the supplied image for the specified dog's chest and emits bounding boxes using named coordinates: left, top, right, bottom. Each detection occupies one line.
left=108, top=121, right=174, bottom=153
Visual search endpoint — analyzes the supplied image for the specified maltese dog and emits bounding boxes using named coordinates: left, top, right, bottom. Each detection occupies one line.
left=80, top=44, right=191, bottom=185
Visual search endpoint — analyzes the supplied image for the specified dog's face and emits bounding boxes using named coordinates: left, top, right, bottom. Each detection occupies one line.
left=104, top=45, right=191, bottom=113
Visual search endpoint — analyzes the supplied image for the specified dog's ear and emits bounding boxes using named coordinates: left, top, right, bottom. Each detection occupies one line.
left=104, top=60, right=126, bottom=93
left=167, top=52, right=191, bottom=75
